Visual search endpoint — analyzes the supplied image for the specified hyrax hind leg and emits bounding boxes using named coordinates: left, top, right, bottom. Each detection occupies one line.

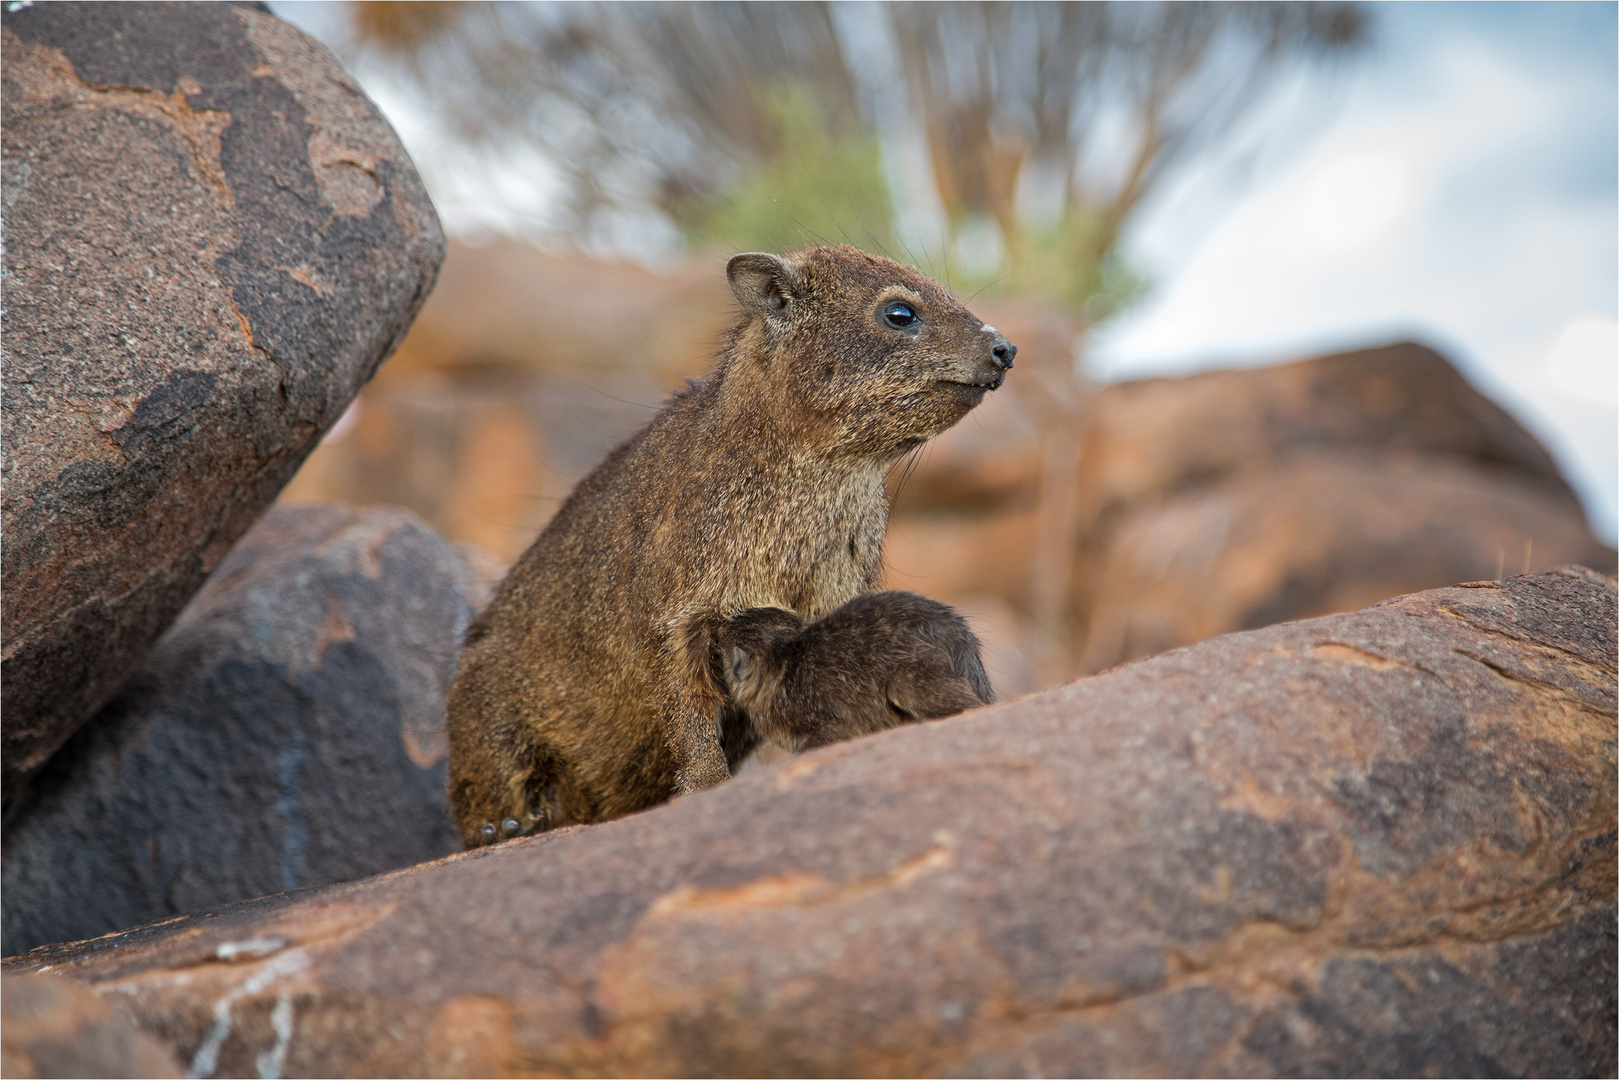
left=721, top=591, right=994, bottom=752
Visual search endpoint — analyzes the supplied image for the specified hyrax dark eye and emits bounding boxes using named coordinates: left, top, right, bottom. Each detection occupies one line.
left=882, top=301, right=917, bottom=329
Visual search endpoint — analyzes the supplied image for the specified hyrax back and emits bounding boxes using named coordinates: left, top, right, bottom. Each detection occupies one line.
left=446, top=245, right=1015, bottom=844
left=721, top=591, right=994, bottom=752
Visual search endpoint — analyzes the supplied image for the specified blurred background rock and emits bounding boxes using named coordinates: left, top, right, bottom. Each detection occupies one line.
left=272, top=0, right=1616, bottom=697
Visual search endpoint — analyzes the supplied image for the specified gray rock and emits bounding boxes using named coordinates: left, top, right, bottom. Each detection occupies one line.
left=1, top=505, right=488, bottom=956
left=6, top=569, right=1612, bottom=1077
left=0, top=2, right=444, bottom=796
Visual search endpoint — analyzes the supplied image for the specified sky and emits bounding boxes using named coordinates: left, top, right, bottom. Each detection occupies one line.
left=269, top=1, right=1617, bottom=544
left=1089, top=2, right=1618, bottom=544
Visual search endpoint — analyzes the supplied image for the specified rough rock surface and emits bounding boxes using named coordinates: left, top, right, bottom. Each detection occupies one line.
left=1, top=2, right=444, bottom=796
left=7, top=569, right=1613, bottom=1078
left=1, top=505, right=489, bottom=957
left=1, top=973, right=182, bottom=1079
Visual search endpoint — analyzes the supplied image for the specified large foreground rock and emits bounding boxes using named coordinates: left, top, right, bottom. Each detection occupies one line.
left=1, top=973, right=181, bottom=1079
left=2, top=505, right=488, bottom=957
left=6, top=569, right=1613, bottom=1077
left=1, top=2, right=444, bottom=796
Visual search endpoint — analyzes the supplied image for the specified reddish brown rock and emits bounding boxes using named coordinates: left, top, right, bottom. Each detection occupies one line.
left=2, top=505, right=489, bottom=957
left=7, top=569, right=1612, bottom=1078
left=1066, top=344, right=1616, bottom=673
left=1, top=3, right=444, bottom=797
left=278, top=237, right=741, bottom=561
left=375, top=238, right=730, bottom=383
left=281, top=373, right=660, bottom=565
left=1, top=973, right=182, bottom=1079
left=1071, top=341, right=1574, bottom=519
left=1076, top=449, right=1617, bottom=673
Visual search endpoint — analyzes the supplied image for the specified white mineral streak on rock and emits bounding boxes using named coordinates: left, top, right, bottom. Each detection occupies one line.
left=255, top=994, right=297, bottom=1080
left=215, top=937, right=287, bottom=963
left=189, top=948, right=309, bottom=1079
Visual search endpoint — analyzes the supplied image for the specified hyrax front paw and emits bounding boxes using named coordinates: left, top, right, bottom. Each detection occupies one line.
left=469, top=807, right=553, bottom=847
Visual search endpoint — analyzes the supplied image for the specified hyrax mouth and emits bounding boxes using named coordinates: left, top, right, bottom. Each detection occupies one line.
left=938, top=371, right=1005, bottom=392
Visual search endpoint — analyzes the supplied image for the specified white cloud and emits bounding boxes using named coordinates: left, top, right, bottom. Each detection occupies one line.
left=1545, top=317, right=1619, bottom=409
left=1279, top=152, right=1415, bottom=257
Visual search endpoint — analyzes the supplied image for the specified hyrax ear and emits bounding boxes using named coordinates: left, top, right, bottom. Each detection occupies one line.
left=727, top=253, right=798, bottom=324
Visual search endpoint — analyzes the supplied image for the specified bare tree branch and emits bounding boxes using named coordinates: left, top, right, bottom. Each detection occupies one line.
left=350, top=0, right=1367, bottom=306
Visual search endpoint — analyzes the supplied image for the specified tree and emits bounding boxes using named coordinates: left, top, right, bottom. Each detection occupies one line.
left=350, top=0, right=1367, bottom=314
left=891, top=2, right=1366, bottom=310
left=350, top=2, right=886, bottom=253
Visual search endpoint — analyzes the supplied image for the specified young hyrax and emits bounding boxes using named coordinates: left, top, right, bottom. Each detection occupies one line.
left=720, top=591, right=994, bottom=753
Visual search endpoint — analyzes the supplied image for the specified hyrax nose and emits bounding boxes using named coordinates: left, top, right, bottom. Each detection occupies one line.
left=990, top=334, right=1016, bottom=371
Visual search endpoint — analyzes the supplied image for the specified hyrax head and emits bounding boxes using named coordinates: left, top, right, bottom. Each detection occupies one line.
left=726, top=245, right=1016, bottom=460
left=720, top=605, right=804, bottom=713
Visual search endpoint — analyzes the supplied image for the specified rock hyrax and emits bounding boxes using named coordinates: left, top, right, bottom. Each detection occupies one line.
left=447, top=244, right=1015, bottom=843
left=721, top=591, right=994, bottom=753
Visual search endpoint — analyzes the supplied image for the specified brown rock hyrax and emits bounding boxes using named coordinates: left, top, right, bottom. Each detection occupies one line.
left=720, top=591, right=994, bottom=754
left=447, top=244, right=1015, bottom=845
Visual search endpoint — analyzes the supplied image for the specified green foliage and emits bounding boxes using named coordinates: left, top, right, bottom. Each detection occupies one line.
left=680, top=81, right=1150, bottom=324
left=1082, top=250, right=1152, bottom=325
left=956, top=208, right=1153, bottom=326
left=682, top=82, right=894, bottom=256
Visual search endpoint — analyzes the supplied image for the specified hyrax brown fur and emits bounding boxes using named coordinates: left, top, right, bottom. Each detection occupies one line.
left=446, top=245, right=1015, bottom=844
left=720, top=591, right=994, bottom=754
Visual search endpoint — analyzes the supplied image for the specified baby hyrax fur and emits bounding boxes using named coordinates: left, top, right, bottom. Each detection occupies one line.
left=446, top=244, right=1015, bottom=845
left=721, top=591, right=994, bottom=753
